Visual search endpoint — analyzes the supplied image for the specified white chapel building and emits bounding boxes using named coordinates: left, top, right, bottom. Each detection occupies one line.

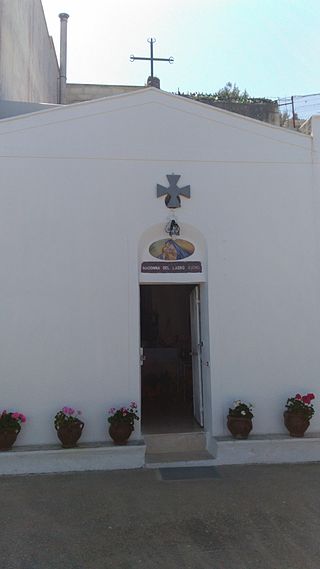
left=1, top=86, right=320, bottom=471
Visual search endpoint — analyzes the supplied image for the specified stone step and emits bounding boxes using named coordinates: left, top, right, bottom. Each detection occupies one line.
left=143, top=431, right=206, bottom=454
left=145, top=449, right=215, bottom=469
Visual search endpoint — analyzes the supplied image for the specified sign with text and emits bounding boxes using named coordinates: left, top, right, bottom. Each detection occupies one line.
left=141, top=261, right=202, bottom=274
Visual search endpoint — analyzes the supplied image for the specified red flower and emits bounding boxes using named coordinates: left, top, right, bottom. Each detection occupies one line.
left=300, top=393, right=315, bottom=405
left=295, top=394, right=302, bottom=400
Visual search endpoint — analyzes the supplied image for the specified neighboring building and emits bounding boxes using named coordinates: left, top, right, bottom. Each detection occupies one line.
left=1, top=88, right=320, bottom=473
left=179, top=94, right=280, bottom=125
left=0, top=0, right=59, bottom=103
left=65, top=83, right=145, bottom=104
left=0, top=0, right=145, bottom=119
left=281, top=116, right=306, bottom=131
left=207, top=99, right=280, bottom=125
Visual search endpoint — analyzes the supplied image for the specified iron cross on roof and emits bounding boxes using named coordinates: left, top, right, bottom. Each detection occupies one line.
left=157, top=175, right=191, bottom=209
left=130, top=38, right=174, bottom=80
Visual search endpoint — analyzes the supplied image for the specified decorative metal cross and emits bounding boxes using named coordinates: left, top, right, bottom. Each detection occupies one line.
left=157, top=175, right=191, bottom=209
left=130, top=38, right=174, bottom=80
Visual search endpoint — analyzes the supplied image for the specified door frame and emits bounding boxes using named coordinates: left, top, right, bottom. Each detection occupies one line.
left=190, top=285, right=204, bottom=426
left=139, top=282, right=212, bottom=433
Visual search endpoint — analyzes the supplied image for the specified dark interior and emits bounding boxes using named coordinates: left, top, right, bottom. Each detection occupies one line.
left=140, top=284, right=195, bottom=427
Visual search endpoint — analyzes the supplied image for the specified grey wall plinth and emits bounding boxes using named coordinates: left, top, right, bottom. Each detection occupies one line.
left=213, top=434, right=320, bottom=465
left=0, top=442, right=146, bottom=475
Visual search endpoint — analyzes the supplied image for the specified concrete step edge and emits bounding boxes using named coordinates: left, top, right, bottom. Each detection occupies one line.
left=145, top=458, right=216, bottom=469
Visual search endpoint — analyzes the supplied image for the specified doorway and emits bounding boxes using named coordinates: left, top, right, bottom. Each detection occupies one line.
left=140, top=284, right=203, bottom=433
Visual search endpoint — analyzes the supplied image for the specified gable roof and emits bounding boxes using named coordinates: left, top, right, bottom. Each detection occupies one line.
left=0, top=87, right=311, bottom=166
left=0, top=86, right=308, bottom=137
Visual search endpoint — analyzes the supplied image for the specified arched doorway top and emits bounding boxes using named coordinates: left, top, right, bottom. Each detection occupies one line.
left=138, top=222, right=207, bottom=283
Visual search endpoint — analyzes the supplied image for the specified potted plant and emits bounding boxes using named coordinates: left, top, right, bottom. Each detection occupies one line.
left=227, top=400, right=254, bottom=439
left=108, top=402, right=139, bottom=445
left=54, top=407, right=84, bottom=448
left=0, top=410, right=26, bottom=451
left=284, top=393, right=315, bottom=437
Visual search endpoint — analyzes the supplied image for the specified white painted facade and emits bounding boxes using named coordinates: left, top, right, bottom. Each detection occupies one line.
left=1, top=88, right=320, bottom=452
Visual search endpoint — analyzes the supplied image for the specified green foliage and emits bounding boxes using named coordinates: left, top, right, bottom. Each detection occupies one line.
left=54, top=407, right=83, bottom=429
left=0, top=411, right=26, bottom=432
left=216, top=82, right=249, bottom=102
left=178, top=82, right=275, bottom=105
left=285, top=393, right=315, bottom=418
left=279, top=110, right=290, bottom=126
left=108, top=403, right=139, bottom=427
left=228, top=400, right=254, bottom=419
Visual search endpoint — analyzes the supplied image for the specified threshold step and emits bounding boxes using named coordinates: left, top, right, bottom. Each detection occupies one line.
left=143, top=431, right=206, bottom=453
left=145, top=449, right=215, bottom=469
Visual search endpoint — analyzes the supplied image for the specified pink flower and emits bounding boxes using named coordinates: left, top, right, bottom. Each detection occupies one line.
left=62, top=406, right=75, bottom=415
left=10, top=412, right=26, bottom=423
left=130, top=402, right=137, bottom=409
left=295, top=394, right=302, bottom=400
left=108, top=407, right=116, bottom=414
left=308, top=393, right=315, bottom=400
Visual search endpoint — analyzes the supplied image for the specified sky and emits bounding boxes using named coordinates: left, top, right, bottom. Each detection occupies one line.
left=41, top=0, right=320, bottom=100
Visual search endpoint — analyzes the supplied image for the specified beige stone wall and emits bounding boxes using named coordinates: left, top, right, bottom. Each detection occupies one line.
left=66, top=83, right=145, bottom=104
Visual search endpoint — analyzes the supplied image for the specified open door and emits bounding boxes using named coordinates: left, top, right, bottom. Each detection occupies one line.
left=140, top=284, right=204, bottom=432
left=190, top=286, right=204, bottom=426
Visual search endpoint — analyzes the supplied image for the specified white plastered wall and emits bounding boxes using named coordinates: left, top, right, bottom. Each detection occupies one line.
left=0, top=88, right=319, bottom=445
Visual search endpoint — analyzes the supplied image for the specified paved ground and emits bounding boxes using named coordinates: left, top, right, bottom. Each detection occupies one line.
left=1, top=463, right=320, bottom=569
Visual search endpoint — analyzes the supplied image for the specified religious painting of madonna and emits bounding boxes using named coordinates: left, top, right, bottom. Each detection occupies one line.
left=149, top=239, right=195, bottom=261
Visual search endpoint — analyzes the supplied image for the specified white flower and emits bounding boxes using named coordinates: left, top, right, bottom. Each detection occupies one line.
left=241, top=410, right=246, bottom=415
left=233, top=400, right=241, bottom=408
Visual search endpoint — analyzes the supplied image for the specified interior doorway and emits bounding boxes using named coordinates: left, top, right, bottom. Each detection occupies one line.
left=140, top=284, right=203, bottom=433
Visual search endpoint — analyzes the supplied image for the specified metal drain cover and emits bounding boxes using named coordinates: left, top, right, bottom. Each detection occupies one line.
left=159, top=466, right=220, bottom=481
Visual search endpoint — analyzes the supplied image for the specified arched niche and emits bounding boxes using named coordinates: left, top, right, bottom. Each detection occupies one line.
left=138, top=222, right=207, bottom=283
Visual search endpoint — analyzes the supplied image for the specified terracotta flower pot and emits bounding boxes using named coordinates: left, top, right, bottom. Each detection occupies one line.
left=56, top=420, right=84, bottom=448
left=284, top=411, right=310, bottom=437
left=227, top=416, right=253, bottom=439
left=109, top=422, right=133, bottom=445
left=0, top=428, right=20, bottom=451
